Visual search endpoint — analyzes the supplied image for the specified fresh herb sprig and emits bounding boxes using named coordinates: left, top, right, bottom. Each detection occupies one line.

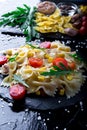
left=41, top=64, right=75, bottom=77
left=0, top=4, right=40, bottom=41
left=9, top=53, right=18, bottom=62
left=13, top=74, right=29, bottom=88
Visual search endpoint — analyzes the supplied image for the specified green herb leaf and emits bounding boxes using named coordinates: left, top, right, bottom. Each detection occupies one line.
left=9, top=53, right=18, bottom=62
left=0, top=4, right=39, bottom=41
left=13, top=74, right=29, bottom=88
left=41, top=65, right=74, bottom=77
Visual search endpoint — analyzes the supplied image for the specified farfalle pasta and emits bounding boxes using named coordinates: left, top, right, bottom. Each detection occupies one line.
left=0, top=41, right=86, bottom=98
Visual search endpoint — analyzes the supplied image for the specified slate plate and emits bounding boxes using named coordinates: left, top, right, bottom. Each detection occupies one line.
left=0, top=78, right=87, bottom=111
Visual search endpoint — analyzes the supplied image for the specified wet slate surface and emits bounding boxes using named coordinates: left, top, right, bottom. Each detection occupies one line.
left=0, top=0, right=87, bottom=130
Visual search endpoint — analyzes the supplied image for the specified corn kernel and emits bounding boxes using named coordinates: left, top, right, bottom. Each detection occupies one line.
left=67, top=74, right=73, bottom=80
left=6, top=50, right=12, bottom=55
left=6, top=55, right=10, bottom=59
left=27, top=51, right=34, bottom=57
left=57, top=53, right=65, bottom=58
left=44, top=54, right=50, bottom=59
left=59, top=88, right=65, bottom=96
left=38, top=67, right=46, bottom=73
left=36, top=91, right=40, bottom=95
left=48, top=57, right=53, bottom=63
left=65, top=47, right=71, bottom=52
left=38, top=75, right=45, bottom=81
left=51, top=44, right=58, bottom=48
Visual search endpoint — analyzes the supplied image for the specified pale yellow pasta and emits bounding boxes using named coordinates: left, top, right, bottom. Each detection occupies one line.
left=0, top=41, right=86, bottom=98
left=35, top=8, right=73, bottom=34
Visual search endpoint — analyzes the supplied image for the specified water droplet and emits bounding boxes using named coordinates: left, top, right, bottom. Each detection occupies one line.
left=43, top=123, right=46, bottom=126
left=25, top=109, right=28, bottom=112
left=8, top=103, right=13, bottom=107
left=37, top=116, right=41, bottom=120
left=47, top=118, right=49, bottom=121
left=64, top=128, right=67, bottom=130
left=56, top=126, right=59, bottom=129
left=48, top=111, right=51, bottom=114
left=58, top=100, right=61, bottom=103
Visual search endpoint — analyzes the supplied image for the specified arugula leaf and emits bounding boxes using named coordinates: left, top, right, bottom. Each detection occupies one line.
left=0, top=4, right=39, bottom=41
left=13, top=74, right=29, bottom=88
left=9, top=53, right=18, bottom=62
left=41, top=65, right=74, bottom=77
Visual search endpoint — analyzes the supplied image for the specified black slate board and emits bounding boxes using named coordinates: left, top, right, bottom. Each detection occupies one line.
left=0, top=80, right=87, bottom=111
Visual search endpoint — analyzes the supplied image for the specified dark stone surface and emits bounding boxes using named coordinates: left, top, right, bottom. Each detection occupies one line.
left=0, top=0, right=87, bottom=130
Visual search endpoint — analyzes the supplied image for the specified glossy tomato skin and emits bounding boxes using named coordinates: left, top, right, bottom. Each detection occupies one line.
left=82, top=21, right=87, bottom=27
left=40, top=41, right=51, bottom=48
left=82, top=16, right=87, bottom=21
left=53, top=58, right=68, bottom=69
left=0, top=56, right=8, bottom=65
left=29, top=57, right=43, bottom=68
left=9, top=84, right=26, bottom=100
left=79, top=26, right=87, bottom=35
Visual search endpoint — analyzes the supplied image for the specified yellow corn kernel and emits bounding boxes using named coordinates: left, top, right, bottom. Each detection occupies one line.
left=19, top=52, right=25, bottom=57
left=36, top=91, right=40, bottom=95
left=57, top=53, right=65, bottom=58
left=65, top=47, right=71, bottom=52
left=58, top=47, right=65, bottom=51
left=67, top=74, right=73, bottom=81
left=38, top=67, right=46, bottom=73
left=6, top=50, right=12, bottom=55
left=48, top=57, right=53, bottom=63
left=27, top=51, right=34, bottom=57
left=44, top=54, right=50, bottom=59
left=38, top=75, right=45, bottom=81
left=51, top=44, right=58, bottom=48
left=6, top=55, right=10, bottom=59
left=59, top=88, right=65, bottom=96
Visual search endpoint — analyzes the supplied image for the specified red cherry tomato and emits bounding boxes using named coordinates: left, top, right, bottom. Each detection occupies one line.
left=0, top=56, right=8, bottom=65
left=82, top=21, right=87, bottom=27
left=9, top=84, right=26, bottom=100
left=53, top=58, right=68, bottom=69
left=79, top=26, right=87, bottom=35
left=82, top=16, right=87, bottom=21
left=40, top=41, right=51, bottom=48
left=29, top=57, right=43, bottom=68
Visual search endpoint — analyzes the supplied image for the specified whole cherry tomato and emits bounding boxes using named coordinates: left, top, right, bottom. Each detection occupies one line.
left=79, top=26, right=87, bottom=35
left=53, top=58, right=68, bottom=70
left=0, top=56, right=8, bottom=65
left=9, top=83, right=26, bottom=100
left=82, top=21, right=87, bottom=27
left=82, top=16, right=87, bottom=21
left=29, top=57, right=43, bottom=68
left=40, top=41, right=51, bottom=49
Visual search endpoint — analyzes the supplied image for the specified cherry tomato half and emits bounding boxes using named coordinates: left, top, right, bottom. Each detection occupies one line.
left=0, top=56, right=8, bottom=65
left=29, top=57, right=43, bottom=68
left=9, top=84, right=26, bottom=100
left=53, top=58, right=68, bottom=69
left=40, top=41, right=51, bottom=49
